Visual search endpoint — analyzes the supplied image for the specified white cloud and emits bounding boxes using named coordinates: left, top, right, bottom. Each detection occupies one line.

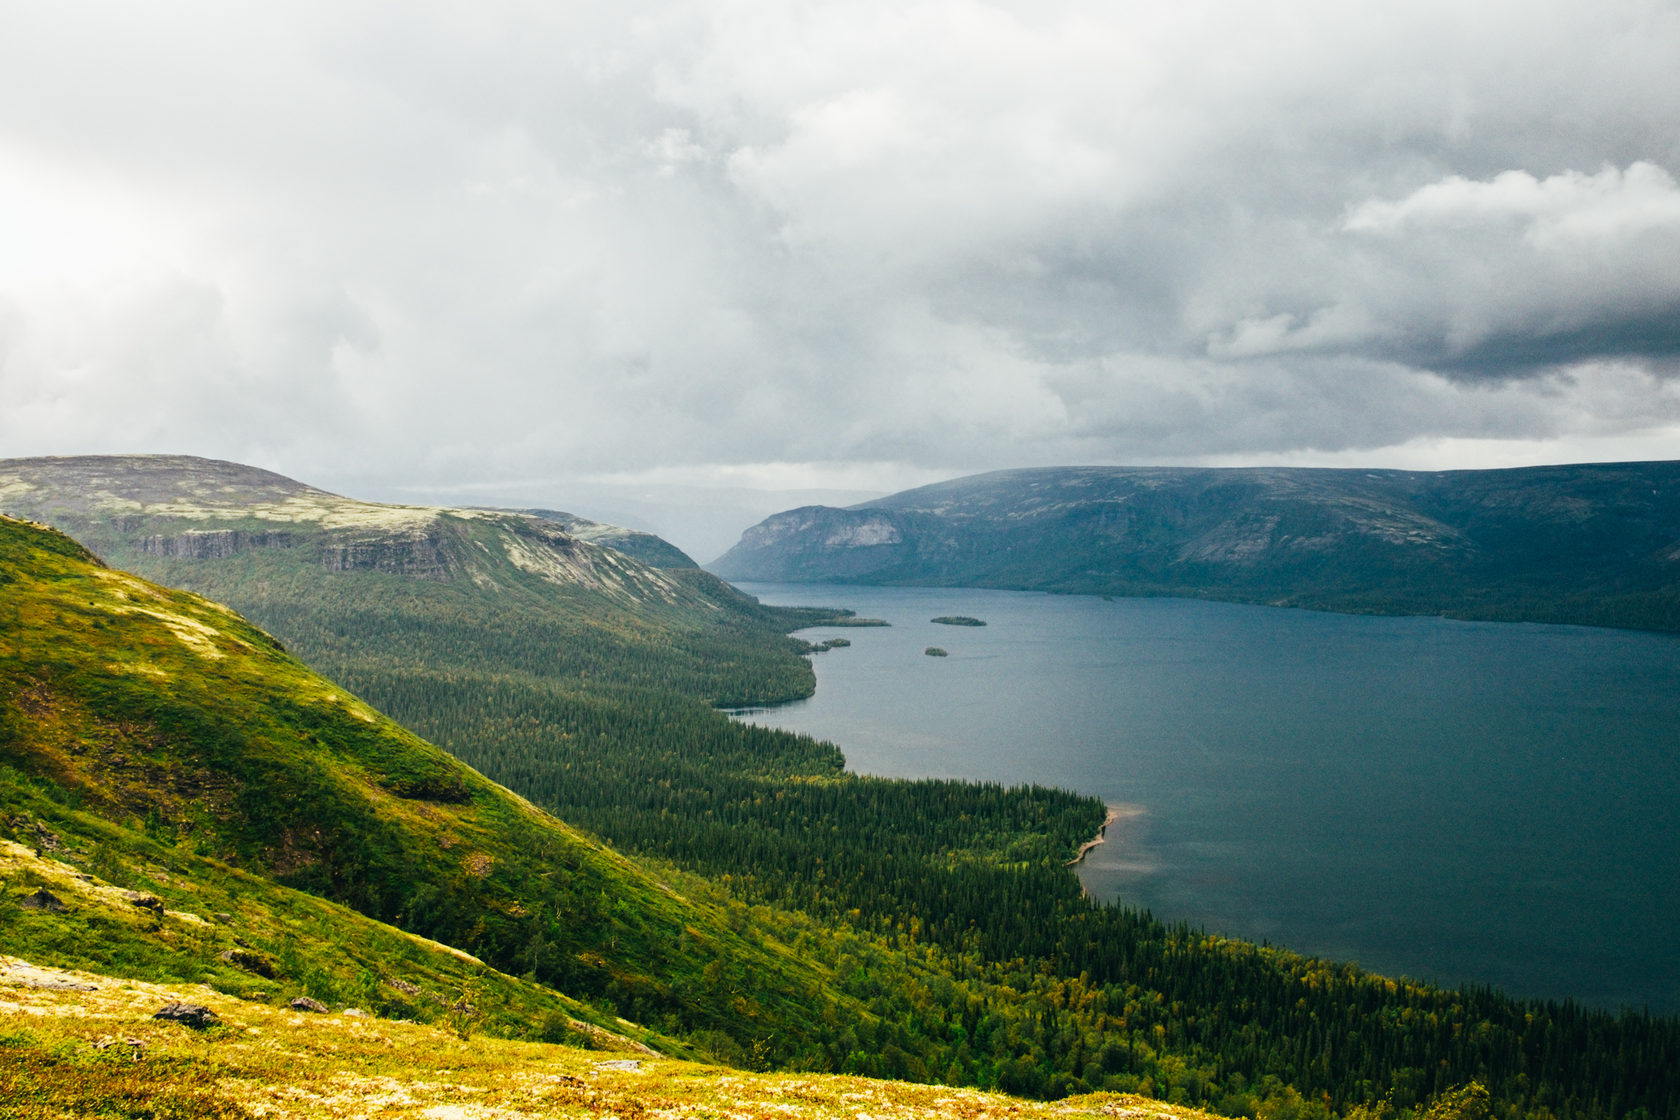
left=1200, top=162, right=1680, bottom=371
left=1343, top=162, right=1680, bottom=244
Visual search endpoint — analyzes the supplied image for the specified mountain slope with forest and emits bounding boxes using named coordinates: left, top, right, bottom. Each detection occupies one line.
left=0, top=453, right=842, bottom=707
left=711, top=462, right=1680, bottom=631
left=0, top=512, right=854, bottom=1062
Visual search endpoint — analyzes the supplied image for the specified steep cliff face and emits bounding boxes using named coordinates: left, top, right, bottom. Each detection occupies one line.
left=138, top=528, right=297, bottom=559
left=740, top=507, right=905, bottom=550
left=723, top=506, right=914, bottom=581
left=711, top=462, right=1680, bottom=631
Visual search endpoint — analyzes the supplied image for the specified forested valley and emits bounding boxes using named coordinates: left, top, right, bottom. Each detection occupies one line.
left=140, top=556, right=1680, bottom=1120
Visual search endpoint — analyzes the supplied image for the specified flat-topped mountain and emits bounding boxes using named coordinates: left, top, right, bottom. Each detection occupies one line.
left=711, top=462, right=1680, bottom=631
left=0, top=455, right=698, bottom=602
left=0, top=453, right=334, bottom=513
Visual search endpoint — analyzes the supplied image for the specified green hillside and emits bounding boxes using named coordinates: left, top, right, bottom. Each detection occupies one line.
left=711, top=463, right=1680, bottom=631
left=0, top=512, right=852, bottom=1062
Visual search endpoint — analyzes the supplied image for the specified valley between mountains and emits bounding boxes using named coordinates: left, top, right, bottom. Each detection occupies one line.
left=2, top=455, right=1677, bottom=1120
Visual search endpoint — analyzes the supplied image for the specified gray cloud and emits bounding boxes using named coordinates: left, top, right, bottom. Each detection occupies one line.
left=2, top=0, right=1678, bottom=541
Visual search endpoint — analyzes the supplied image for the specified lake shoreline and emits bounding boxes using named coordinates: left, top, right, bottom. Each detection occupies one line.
left=1067, top=804, right=1128, bottom=866
left=726, top=579, right=1680, bottom=1015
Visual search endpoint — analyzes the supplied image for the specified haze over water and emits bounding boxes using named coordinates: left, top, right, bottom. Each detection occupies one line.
left=730, top=582, right=1680, bottom=1016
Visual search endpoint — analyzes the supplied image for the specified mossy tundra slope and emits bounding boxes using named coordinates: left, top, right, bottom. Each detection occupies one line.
left=0, top=512, right=853, bottom=1063
left=0, top=956, right=1222, bottom=1120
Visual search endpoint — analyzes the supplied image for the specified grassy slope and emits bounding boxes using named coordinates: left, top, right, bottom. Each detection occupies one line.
left=0, top=513, right=850, bottom=1063
left=0, top=838, right=654, bottom=1052
left=0, top=955, right=1221, bottom=1120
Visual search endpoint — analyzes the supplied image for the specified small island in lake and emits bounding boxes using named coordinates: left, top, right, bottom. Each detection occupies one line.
left=925, top=646, right=948, bottom=657
left=931, top=615, right=986, bottom=626
left=806, top=637, right=851, bottom=653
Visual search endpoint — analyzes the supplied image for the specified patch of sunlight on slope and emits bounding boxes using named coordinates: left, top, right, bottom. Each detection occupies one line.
left=0, top=840, right=209, bottom=927
left=500, top=531, right=684, bottom=605
left=91, top=570, right=237, bottom=660
left=138, top=494, right=439, bottom=531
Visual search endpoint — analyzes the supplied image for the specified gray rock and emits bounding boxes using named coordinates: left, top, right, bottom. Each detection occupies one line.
left=19, top=888, right=67, bottom=912
left=9, top=814, right=64, bottom=853
left=289, top=996, right=329, bottom=1013
left=152, top=1001, right=220, bottom=1029
left=26, top=977, right=98, bottom=992
left=383, top=976, right=422, bottom=997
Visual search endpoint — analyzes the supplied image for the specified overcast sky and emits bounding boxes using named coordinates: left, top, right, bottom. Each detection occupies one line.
left=4, top=0, right=1679, bottom=556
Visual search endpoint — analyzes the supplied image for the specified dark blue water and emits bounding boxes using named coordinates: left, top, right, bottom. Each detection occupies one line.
left=729, top=582, right=1680, bottom=1015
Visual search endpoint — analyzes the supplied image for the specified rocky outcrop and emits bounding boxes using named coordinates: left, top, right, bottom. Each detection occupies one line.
left=153, top=1001, right=220, bottom=1029
left=217, top=948, right=276, bottom=978
left=515, top=508, right=698, bottom=569
left=318, top=529, right=460, bottom=580
left=140, top=530, right=294, bottom=559
left=19, top=888, right=67, bottom=912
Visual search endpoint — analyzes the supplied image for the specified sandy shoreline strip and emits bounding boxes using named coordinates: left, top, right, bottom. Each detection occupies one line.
left=1067, top=803, right=1129, bottom=866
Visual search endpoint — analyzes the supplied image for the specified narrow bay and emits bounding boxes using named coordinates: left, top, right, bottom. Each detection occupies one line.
left=728, top=581, right=1680, bottom=1015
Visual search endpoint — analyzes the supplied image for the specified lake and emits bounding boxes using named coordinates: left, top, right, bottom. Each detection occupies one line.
left=728, top=581, right=1680, bottom=1016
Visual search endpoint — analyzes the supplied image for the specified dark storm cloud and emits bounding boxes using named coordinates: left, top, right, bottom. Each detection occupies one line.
left=1386, top=314, right=1680, bottom=379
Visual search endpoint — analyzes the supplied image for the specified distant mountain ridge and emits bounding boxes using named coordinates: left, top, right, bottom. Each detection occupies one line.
left=0, top=453, right=835, bottom=720
left=711, top=462, right=1680, bottom=631
left=0, top=454, right=698, bottom=593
